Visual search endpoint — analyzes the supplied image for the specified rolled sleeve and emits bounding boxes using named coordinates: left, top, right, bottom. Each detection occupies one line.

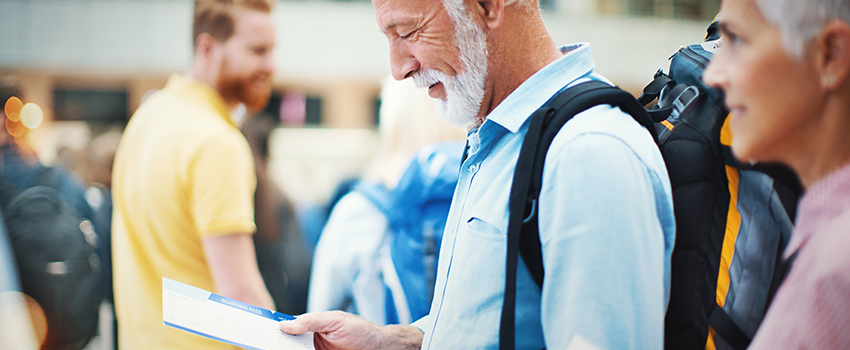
left=189, top=132, right=257, bottom=237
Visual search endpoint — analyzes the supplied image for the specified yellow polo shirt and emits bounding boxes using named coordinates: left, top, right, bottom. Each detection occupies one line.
left=112, top=74, right=256, bottom=350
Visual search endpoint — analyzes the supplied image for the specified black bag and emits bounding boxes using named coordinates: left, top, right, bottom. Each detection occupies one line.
left=639, top=32, right=800, bottom=350
left=1, top=167, right=102, bottom=350
left=499, top=24, right=800, bottom=349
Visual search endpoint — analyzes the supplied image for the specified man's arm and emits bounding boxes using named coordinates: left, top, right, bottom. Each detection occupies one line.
left=280, top=311, right=422, bottom=350
left=538, top=107, right=672, bottom=349
left=203, top=233, right=275, bottom=310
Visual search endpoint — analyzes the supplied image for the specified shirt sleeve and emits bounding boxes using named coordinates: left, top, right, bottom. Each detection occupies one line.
left=411, top=313, right=432, bottom=334
left=189, top=131, right=257, bottom=237
left=537, top=107, right=669, bottom=349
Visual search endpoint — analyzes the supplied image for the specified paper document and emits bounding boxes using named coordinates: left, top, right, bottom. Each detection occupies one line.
left=163, top=278, right=313, bottom=350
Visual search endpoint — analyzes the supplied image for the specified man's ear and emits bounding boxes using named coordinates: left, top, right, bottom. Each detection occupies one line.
left=194, top=33, right=218, bottom=60
left=473, top=0, right=504, bottom=30
left=814, top=20, right=850, bottom=90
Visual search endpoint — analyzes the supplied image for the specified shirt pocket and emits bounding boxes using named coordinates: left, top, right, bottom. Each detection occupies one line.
left=465, top=216, right=504, bottom=241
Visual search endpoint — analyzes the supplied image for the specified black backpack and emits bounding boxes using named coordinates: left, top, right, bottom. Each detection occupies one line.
left=0, top=167, right=103, bottom=350
left=498, top=25, right=800, bottom=350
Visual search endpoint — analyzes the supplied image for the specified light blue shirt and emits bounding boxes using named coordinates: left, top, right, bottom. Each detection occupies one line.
left=412, top=43, right=676, bottom=349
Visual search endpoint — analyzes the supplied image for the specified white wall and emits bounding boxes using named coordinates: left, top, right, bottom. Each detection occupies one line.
left=0, top=0, right=711, bottom=87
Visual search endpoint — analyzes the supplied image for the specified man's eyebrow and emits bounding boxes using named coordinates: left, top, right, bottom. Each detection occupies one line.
left=379, top=23, right=398, bottom=34
left=378, top=15, right=416, bottom=34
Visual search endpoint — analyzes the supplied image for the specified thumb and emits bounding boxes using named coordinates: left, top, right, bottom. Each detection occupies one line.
left=279, top=314, right=310, bottom=335
left=279, top=311, right=344, bottom=335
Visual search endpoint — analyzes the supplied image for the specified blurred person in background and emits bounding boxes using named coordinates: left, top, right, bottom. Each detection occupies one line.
left=84, top=129, right=123, bottom=350
left=241, top=114, right=313, bottom=315
left=1, top=78, right=103, bottom=349
left=0, top=77, right=42, bottom=350
left=704, top=0, right=850, bottom=348
left=307, top=76, right=464, bottom=325
left=0, top=77, right=94, bottom=222
left=110, top=0, right=277, bottom=348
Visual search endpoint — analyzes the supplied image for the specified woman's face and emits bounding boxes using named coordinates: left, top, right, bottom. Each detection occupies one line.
left=704, top=0, right=823, bottom=163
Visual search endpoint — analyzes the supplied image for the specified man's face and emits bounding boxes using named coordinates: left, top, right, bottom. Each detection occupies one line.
left=215, top=8, right=276, bottom=112
left=374, top=0, right=488, bottom=126
left=703, top=0, right=821, bottom=163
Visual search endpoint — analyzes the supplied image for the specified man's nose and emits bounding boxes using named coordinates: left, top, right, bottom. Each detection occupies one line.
left=263, top=54, right=275, bottom=74
left=390, top=40, right=420, bottom=81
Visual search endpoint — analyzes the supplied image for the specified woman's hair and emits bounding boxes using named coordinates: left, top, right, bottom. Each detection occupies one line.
left=755, top=0, right=850, bottom=58
left=365, top=76, right=466, bottom=188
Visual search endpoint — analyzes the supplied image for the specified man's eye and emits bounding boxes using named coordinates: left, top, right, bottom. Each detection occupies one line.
left=400, top=31, right=415, bottom=40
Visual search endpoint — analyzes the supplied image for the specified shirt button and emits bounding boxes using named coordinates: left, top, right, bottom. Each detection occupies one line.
left=468, top=164, right=478, bottom=173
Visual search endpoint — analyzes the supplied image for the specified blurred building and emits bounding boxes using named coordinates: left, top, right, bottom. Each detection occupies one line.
left=0, top=0, right=717, bottom=205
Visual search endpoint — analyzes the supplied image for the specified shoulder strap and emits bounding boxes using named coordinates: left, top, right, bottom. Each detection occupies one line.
left=499, top=81, right=656, bottom=350
left=707, top=305, right=751, bottom=350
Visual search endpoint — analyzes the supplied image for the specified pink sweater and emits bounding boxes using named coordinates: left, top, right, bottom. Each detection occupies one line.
left=749, top=163, right=850, bottom=349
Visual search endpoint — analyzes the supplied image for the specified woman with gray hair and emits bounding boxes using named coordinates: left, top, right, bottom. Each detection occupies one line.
left=704, top=0, right=850, bottom=348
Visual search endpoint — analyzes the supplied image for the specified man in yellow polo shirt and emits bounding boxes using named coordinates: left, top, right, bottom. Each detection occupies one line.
left=111, top=1, right=277, bottom=348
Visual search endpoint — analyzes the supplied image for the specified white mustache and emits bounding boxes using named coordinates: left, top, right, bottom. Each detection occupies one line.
left=413, top=69, right=446, bottom=89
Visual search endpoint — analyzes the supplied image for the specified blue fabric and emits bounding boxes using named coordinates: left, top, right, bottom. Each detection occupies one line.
left=0, top=144, right=95, bottom=222
left=412, top=43, right=676, bottom=349
left=0, top=205, right=21, bottom=293
left=387, top=141, right=463, bottom=322
left=353, top=141, right=464, bottom=324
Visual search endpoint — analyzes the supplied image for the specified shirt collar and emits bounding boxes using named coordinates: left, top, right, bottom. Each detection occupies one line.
left=485, top=43, right=596, bottom=133
left=164, top=74, right=236, bottom=128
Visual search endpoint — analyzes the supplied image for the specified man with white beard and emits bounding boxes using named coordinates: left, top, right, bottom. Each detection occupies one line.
left=112, top=1, right=276, bottom=349
left=281, top=0, right=675, bottom=348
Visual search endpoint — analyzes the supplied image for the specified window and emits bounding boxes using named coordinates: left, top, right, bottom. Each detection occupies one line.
left=53, top=87, right=129, bottom=124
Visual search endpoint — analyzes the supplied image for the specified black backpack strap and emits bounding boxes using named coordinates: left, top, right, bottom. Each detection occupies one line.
left=499, top=81, right=657, bottom=350
left=638, top=69, right=675, bottom=106
left=707, top=305, right=751, bottom=350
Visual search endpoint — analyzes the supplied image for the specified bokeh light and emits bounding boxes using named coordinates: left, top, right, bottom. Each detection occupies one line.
left=4, top=96, right=23, bottom=117
left=19, top=103, right=43, bottom=129
left=7, top=112, right=20, bottom=122
left=6, top=117, right=25, bottom=137
left=0, top=291, right=47, bottom=348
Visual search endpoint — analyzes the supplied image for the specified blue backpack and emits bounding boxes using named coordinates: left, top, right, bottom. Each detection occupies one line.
left=356, top=141, right=464, bottom=324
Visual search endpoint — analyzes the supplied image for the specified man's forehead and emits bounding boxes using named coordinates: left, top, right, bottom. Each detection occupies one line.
left=231, top=8, right=274, bottom=39
left=374, top=0, right=442, bottom=30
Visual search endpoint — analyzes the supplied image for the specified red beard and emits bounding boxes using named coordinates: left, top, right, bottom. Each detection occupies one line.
left=217, top=67, right=272, bottom=112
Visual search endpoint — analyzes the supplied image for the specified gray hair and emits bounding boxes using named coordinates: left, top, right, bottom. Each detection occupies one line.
left=504, top=0, right=536, bottom=6
left=440, top=0, right=489, bottom=75
left=755, top=0, right=850, bottom=57
left=441, top=0, right=537, bottom=16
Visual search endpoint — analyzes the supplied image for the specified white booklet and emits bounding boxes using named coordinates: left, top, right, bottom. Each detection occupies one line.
left=162, top=278, right=314, bottom=350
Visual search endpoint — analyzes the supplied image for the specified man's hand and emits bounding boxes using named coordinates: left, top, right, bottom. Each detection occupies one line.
left=280, top=311, right=423, bottom=350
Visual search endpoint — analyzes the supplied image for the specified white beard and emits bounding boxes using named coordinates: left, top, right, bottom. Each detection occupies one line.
left=413, top=11, right=488, bottom=127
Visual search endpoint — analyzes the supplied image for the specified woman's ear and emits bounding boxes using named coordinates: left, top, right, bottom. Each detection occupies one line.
left=813, top=20, right=850, bottom=90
